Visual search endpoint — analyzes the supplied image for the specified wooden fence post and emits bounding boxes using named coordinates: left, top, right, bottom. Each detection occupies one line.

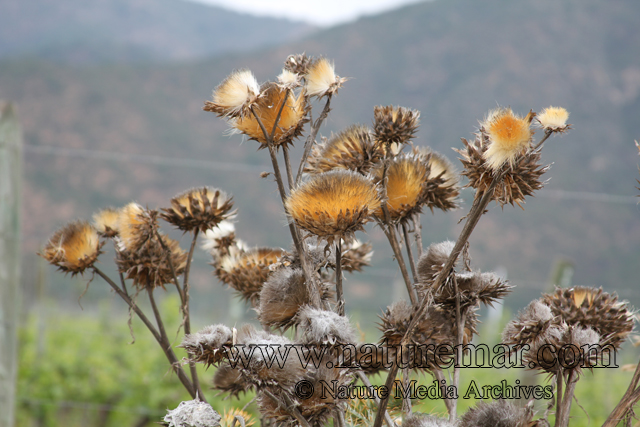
left=0, top=102, right=22, bottom=427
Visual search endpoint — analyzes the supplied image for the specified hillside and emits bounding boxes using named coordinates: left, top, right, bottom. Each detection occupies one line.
left=3, top=0, right=639, bottom=318
left=0, top=0, right=315, bottom=63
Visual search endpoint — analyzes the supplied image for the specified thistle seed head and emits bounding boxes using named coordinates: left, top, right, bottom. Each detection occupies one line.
left=161, top=187, right=236, bottom=233
left=204, top=69, right=260, bottom=118
left=502, top=300, right=555, bottom=347
left=373, top=105, right=420, bottom=148
left=481, top=107, right=533, bottom=171
left=213, top=362, right=253, bottom=398
left=180, top=324, right=234, bottom=367
left=231, top=83, right=308, bottom=149
left=40, top=220, right=103, bottom=276
left=285, top=170, right=381, bottom=246
left=537, top=106, right=570, bottom=132
left=161, top=399, right=221, bottom=427
left=284, top=53, right=312, bottom=76
left=460, top=399, right=535, bottom=427
left=403, top=413, right=456, bottom=427
left=92, top=207, right=119, bottom=237
left=304, top=125, right=385, bottom=175
left=296, top=306, right=357, bottom=346
left=305, top=57, right=346, bottom=98
left=215, top=247, right=285, bottom=307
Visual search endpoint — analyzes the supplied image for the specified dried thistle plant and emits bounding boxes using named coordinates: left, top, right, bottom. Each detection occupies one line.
left=39, top=220, right=103, bottom=276
left=161, top=187, right=236, bottom=233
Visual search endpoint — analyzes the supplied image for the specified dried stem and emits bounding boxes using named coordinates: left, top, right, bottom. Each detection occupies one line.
left=182, top=229, right=205, bottom=401
left=555, top=369, right=564, bottom=427
left=373, top=171, right=506, bottom=427
left=296, top=95, right=333, bottom=185
left=283, top=147, right=295, bottom=191
left=93, top=267, right=196, bottom=398
left=449, top=274, right=465, bottom=422
left=355, top=371, right=395, bottom=427
left=250, top=105, right=321, bottom=309
left=412, top=213, right=424, bottom=258
left=433, top=369, right=454, bottom=415
left=603, top=359, right=640, bottom=427
left=532, top=129, right=553, bottom=152
left=401, top=223, right=419, bottom=284
left=335, top=239, right=345, bottom=316
left=557, top=370, right=578, bottom=427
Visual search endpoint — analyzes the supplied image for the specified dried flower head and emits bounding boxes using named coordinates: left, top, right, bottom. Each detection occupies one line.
left=340, top=239, right=374, bottom=272
left=541, top=287, right=634, bottom=350
left=161, top=399, right=221, bottom=427
left=116, top=234, right=187, bottom=290
left=204, top=69, right=260, bottom=118
left=213, top=363, right=253, bottom=398
left=373, top=105, right=420, bottom=149
left=259, top=268, right=332, bottom=330
left=455, top=132, right=549, bottom=207
left=305, top=57, right=346, bottom=98
left=416, top=147, right=461, bottom=208
left=285, top=170, right=381, bottom=245
left=460, top=399, right=535, bottom=427
left=40, top=220, right=102, bottom=276
left=231, top=83, right=307, bottom=149
left=92, top=207, right=119, bottom=237
left=297, top=306, right=357, bottom=346
left=201, top=221, right=237, bottom=258
left=373, top=154, right=451, bottom=223
left=277, top=69, right=301, bottom=89
left=115, top=203, right=159, bottom=251
left=161, top=187, right=235, bottom=233
left=417, top=241, right=455, bottom=284
left=502, top=300, right=555, bottom=347
left=304, top=125, right=385, bottom=175
left=481, top=107, right=534, bottom=171
left=379, top=301, right=477, bottom=370
left=432, top=271, right=512, bottom=309
left=537, top=106, right=570, bottom=132
left=215, top=247, right=285, bottom=306
left=180, top=324, right=234, bottom=367
left=284, top=53, right=312, bottom=76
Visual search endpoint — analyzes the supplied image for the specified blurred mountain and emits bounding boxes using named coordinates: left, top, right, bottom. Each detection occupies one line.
left=3, top=0, right=640, bottom=318
left=0, top=0, right=315, bottom=63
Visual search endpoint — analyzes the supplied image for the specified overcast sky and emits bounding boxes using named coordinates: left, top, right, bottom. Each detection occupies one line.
left=189, top=0, right=426, bottom=26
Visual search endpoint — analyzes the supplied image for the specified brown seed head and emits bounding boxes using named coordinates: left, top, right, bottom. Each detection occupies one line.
left=296, top=306, right=357, bottom=346
left=502, top=300, right=555, bottom=347
left=161, top=187, right=235, bottom=233
left=455, top=132, right=549, bottom=207
left=215, top=247, right=285, bottom=307
left=203, top=69, right=260, bottom=118
left=213, top=363, right=253, bottom=398
left=541, top=286, right=634, bottom=350
left=373, top=105, right=420, bottom=149
left=285, top=170, right=381, bottom=245
left=284, top=53, right=313, bottom=76
left=231, top=83, right=307, bottom=149
left=460, top=399, right=536, bottom=427
left=40, top=220, right=102, bottom=276
left=115, top=233, right=186, bottom=290
left=304, top=124, right=385, bottom=175
left=180, top=324, right=234, bottom=367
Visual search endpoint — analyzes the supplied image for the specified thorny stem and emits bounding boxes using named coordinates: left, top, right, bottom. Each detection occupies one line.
left=373, top=171, right=507, bottom=427
left=412, top=213, right=424, bottom=258
left=356, top=371, right=395, bottom=427
left=250, top=105, right=321, bottom=309
left=296, top=95, right=333, bottom=185
left=182, top=229, right=205, bottom=402
left=603, top=358, right=640, bottom=427
left=335, top=239, right=345, bottom=315
left=401, top=223, right=419, bottom=284
left=93, top=267, right=196, bottom=398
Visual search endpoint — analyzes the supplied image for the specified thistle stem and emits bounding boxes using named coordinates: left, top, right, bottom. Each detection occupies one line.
left=558, top=370, right=577, bottom=427
left=264, top=390, right=311, bottom=427
left=182, top=229, right=205, bottom=402
left=356, top=371, right=395, bottom=427
left=296, top=95, right=333, bottom=185
left=532, top=129, right=553, bottom=152
left=154, top=229, right=185, bottom=308
left=373, top=172, right=506, bottom=427
left=603, top=358, right=640, bottom=427
left=93, top=267, right=196, bottom=399
left=283, top=147, right=295, bottom=191
left=412, top=213, right=424, bottom=258
left=450, top=274, right=464, bottom=422
left=250, top=105, right=321, bottom=308
left=433, top=369, right=454, bottom=415
left=401, top=223, right=419, bottom=284
left=335, top=239, right=344, bottom=316
left=555, top=370, right=564, bottom=427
